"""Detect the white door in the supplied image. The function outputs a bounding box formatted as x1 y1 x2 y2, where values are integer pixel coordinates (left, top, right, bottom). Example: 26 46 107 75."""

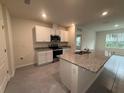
0 4 9 93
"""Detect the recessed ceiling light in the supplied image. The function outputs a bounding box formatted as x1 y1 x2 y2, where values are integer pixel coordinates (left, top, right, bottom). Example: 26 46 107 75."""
102 11 108 16
71 23 74 26
42 13 47 19
72 23 75 26
114 24 119 27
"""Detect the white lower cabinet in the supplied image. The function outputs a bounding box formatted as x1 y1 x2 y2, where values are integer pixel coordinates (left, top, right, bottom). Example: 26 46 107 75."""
46 51 53 62
36 50 53 65
60 59 103 93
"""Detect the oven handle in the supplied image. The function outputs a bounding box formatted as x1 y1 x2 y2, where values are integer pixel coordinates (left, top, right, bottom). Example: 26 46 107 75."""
53 49 63 51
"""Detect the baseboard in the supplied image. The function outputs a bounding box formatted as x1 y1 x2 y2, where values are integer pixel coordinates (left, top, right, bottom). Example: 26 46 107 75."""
10 70 15 78
0 75 9 93
16 62 34 69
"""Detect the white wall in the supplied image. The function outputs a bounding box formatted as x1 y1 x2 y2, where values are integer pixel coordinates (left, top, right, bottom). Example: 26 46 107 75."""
68 25 76 52
12 17 52 68
96 29 124 55
12 17 69 68
83 30 96 50
76 27 96 50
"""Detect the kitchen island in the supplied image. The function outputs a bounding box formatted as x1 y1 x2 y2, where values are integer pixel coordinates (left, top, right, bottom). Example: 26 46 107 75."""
59 51 110 93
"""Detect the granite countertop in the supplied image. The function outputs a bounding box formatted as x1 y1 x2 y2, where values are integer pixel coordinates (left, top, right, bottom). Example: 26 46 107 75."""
60 51 110 73
35 46 71 51
35 47 51 51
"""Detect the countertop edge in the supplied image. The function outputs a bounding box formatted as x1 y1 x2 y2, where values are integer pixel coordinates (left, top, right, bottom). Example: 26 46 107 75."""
59 54 110 73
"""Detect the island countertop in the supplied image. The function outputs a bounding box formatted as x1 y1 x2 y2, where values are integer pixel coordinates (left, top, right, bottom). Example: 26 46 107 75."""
60 51 110 73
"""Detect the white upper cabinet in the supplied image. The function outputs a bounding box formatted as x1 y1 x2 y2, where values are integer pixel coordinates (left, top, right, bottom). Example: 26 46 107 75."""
51 29 60 36
34 25 69 42
60 30 69 42
35 25 51 42
50 28 55 35
56 30 61 36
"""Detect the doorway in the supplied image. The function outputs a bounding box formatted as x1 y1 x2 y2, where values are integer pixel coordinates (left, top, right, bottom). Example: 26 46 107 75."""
76 35 82 50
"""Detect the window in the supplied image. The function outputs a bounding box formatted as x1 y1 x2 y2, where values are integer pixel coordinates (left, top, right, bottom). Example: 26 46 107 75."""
105 33 124 49
76 35 82 50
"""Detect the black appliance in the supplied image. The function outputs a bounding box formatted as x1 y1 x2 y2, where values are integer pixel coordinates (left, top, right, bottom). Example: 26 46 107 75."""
52 48 63 59
49 35 63 61
50 35 61 42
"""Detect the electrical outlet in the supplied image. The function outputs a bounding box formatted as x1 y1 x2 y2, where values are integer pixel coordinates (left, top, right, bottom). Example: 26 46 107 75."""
4 49 7 53
2 25 4 30
20 57 24 60
7 70 9 74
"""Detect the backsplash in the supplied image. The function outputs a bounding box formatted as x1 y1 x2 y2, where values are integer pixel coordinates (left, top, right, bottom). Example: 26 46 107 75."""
34 42 69 49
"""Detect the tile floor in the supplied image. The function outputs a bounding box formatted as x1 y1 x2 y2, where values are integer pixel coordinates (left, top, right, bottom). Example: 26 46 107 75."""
87 56 124 93
5 59 124 93
5 62 69 93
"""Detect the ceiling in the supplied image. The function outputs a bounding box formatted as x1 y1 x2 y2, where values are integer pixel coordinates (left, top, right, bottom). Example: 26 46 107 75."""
80 17 124 31
1 0 124 31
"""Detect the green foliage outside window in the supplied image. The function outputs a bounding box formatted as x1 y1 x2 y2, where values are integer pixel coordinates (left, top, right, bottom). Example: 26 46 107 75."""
105 33 124 49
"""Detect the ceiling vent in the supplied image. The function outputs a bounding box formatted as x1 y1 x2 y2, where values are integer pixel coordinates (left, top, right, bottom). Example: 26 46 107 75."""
24 0 31 5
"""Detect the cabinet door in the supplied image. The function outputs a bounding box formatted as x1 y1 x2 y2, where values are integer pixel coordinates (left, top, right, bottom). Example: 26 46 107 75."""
37 51 46 65
46 50 53 62
60 59 72 90
35 26 50 42
64 31 69 42
50 29 55 35
60 30 69 42
56 30 61 36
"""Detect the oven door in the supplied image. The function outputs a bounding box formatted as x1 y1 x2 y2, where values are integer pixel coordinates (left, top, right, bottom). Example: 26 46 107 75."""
53 49 63 58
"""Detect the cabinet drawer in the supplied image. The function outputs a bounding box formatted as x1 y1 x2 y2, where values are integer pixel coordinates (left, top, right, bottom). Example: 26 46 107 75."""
46 51 53 62
37 57 46 65
36 50 53 65
36 51 46 65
